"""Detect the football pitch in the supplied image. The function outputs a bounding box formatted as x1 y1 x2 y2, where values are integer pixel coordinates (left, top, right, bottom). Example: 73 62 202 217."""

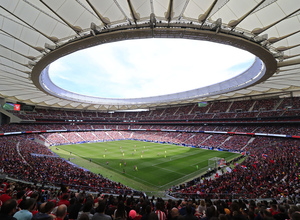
51 140 239 194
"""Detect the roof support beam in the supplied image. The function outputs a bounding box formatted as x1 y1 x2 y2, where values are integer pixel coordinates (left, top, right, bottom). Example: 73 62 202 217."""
228 0 265 29
178 0 190 20
0 69 30 80
150 0 154 14
127 0 140 24
0 43 36 60
252 8 300 35
0 55 30 68
165 0 174 23
86 0 110 27
268 30 300 44
278 58 300 67
199 0 218 28
276 43 300 52
113 0 132 25
0 63 30 74
0 6 58 43
0 30 44 53
40 0 82 35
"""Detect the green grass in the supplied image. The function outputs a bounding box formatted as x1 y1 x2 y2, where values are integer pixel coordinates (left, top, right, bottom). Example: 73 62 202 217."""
50 140 239 194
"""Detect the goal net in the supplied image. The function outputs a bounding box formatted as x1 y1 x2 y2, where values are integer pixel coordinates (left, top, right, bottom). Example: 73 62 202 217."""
208 157 225 169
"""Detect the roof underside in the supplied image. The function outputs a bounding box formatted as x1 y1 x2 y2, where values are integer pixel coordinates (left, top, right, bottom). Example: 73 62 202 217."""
0 0 300 111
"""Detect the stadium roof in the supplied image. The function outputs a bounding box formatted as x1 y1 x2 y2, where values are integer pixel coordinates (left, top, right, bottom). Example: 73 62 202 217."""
0 0 300 111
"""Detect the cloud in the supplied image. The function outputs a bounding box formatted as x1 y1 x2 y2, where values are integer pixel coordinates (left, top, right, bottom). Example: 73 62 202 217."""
49 38 255 98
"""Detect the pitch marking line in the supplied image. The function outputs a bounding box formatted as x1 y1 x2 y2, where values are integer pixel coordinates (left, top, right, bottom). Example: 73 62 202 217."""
151 165 186 175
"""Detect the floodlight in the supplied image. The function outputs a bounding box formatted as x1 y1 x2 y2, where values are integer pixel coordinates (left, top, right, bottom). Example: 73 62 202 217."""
211 18 222 32
28 60 36 67
45 43 56 51
150 13 156 28
90 22 101 35
253 34 268 43
273 51 284 61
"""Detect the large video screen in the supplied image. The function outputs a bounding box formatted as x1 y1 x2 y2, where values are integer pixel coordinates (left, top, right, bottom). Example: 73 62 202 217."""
2 103 21 111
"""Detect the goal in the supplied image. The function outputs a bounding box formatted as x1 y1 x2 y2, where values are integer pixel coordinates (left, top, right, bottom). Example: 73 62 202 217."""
208 157 225 169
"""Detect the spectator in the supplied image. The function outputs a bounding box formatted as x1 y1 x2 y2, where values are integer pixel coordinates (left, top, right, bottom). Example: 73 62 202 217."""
69 193 84 220
274 205 289 220
79 213 91 220
58 194 70 207
0 199 18 220
32 201 55 220
133 205 142 220
288 206 300 220
148 213 159 220
92 199 112 220
197 200 206 214
141 205 152 220
55 204 67 220
185 205 198 220
179 201 187 216
13 198 36 220
0 189 12 204
155 201 166 220
170 208 180 220
291 212 300 220
77 200 94 220
114 200 127 220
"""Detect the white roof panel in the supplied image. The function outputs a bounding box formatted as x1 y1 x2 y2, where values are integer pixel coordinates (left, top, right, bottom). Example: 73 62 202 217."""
131 0 152 19
0 0 299 110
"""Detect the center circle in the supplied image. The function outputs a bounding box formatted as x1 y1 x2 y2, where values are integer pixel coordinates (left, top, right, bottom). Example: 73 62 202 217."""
48 38 255 99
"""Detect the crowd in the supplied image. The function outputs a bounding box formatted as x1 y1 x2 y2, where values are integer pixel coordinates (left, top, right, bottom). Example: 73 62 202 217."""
200 135 229 148
0 181 299 220
0 135 135 195
4 123 295 150
220 136 251 151
6 97 300 121
1 97 300 206
168 137 299 200
1 128 299 200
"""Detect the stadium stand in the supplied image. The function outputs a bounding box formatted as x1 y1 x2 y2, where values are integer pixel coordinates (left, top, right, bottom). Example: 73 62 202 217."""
0 97 299 200
0 98 300 220
1 1 300 219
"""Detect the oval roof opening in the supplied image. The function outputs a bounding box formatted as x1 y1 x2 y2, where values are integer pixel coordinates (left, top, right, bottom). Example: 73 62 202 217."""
49 38 255 99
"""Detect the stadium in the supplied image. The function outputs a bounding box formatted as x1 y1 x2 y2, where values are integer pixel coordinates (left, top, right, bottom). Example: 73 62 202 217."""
0 0 299 219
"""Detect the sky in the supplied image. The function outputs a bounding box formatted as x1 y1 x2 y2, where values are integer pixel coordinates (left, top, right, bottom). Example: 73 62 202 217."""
49 38 255 99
